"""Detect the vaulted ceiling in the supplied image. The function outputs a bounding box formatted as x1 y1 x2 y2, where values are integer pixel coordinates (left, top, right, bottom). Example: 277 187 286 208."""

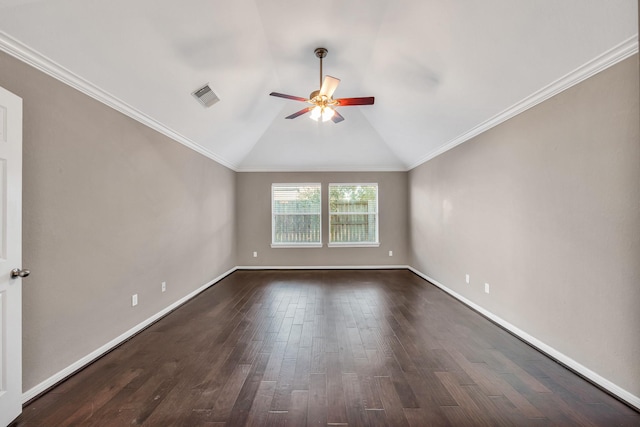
0 0 637 171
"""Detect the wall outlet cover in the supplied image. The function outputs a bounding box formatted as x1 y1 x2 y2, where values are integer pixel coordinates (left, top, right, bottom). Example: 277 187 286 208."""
485 283 490 294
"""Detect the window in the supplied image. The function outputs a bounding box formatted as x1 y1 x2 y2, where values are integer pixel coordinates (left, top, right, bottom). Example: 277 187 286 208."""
272 184 322 247
329 184 379 246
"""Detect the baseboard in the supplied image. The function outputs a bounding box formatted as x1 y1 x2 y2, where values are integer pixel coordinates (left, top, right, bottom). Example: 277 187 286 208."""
22 264 402 403
236 264 410 270
407 266 640 412
21 266 238 404
22 265 640 412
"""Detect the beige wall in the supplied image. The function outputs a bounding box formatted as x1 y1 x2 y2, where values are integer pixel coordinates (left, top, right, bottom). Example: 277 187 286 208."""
236 172 408 266
409 55 640 398
0 51 237 391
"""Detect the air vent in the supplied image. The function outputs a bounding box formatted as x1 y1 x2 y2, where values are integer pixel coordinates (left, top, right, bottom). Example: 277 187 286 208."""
192 84 220 108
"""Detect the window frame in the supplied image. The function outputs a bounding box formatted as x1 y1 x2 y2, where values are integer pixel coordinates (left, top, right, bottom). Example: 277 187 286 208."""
328 183 380 248
271 183 323 248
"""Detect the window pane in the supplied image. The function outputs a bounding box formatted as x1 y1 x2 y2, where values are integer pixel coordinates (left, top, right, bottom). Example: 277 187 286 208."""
273 185 321 214
330 213 377 243
329 184 378 244
329 185 377 212
273 214 321 243
272 184 321 245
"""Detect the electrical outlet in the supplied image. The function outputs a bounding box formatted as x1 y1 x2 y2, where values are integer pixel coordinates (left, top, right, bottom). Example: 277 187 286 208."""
161 282 166 293
388 250 393 257
253 251 258 258
132 294 138 306
485 283 490 294
466 274 470 284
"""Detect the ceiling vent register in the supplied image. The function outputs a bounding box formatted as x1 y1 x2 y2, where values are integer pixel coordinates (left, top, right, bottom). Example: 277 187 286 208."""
192 84 220 107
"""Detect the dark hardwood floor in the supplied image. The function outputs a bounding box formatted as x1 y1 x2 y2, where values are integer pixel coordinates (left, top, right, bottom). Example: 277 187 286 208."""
14 270 639 426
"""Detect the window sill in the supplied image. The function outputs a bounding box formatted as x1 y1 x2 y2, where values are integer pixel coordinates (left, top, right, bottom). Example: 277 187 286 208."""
327 243 380 248
271 243 323 249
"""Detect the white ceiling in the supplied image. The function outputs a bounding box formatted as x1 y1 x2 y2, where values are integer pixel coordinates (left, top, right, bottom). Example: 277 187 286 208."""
0 0 637 171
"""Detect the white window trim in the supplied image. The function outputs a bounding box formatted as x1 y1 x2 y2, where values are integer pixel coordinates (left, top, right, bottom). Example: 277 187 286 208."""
271 183 322 248
327 242 380 248
328 183 379 247
271 243 323 248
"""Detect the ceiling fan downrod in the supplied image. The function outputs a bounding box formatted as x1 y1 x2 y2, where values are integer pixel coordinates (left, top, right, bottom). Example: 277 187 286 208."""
315 47 328 89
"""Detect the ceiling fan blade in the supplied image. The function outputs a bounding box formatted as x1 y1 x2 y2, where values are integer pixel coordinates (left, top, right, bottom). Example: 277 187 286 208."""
331 110 345 123
335 97 375 106
285 107 314 119
270 92 308 102
319 76 341 98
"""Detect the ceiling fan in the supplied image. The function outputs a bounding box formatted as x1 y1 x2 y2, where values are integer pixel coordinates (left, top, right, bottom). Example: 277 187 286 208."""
270 47 374 123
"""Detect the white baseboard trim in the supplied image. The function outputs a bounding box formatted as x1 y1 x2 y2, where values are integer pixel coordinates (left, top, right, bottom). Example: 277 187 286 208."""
21 266 238 404
236 265 410 270
22 264 404 403
407 266 640 411
22 265 640 412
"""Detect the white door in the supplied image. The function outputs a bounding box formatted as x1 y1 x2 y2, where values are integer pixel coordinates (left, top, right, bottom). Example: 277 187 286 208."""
0 86 23 426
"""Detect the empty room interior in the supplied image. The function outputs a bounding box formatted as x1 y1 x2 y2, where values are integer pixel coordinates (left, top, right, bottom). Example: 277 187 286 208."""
0 1 639 426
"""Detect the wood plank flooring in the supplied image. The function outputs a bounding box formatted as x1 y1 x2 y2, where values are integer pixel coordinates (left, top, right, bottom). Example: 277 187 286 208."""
14 270 640 426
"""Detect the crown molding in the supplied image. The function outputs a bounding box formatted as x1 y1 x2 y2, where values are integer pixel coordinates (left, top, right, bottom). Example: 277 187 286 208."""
408 35 639 171
236 165 406 173
2 30 636 174
0 31 239 171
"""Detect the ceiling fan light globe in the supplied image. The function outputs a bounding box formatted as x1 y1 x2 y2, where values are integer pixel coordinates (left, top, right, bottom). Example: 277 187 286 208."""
310 105 322 121
321 106 335 122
